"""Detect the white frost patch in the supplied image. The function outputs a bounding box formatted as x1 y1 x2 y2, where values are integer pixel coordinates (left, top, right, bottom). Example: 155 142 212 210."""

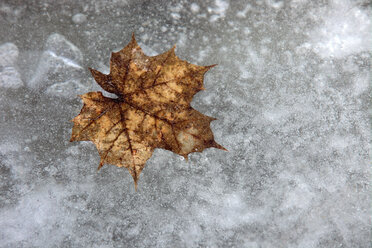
352 71 369 96
195 192 265 230
283 179 315 209
0 142 21 154
28 33 85 91
239 48 265 79
0 42 23 89
208 0 229 22
236 4 251 18
329 135 353 150
309 0 371 58
263 108 290 124
0 185 75 247
160 26 167 32
180 223 202 247
72 13 87 24
46 51 82 69
265 0 284 9
45 79 88 98
290 0 309 8
0 43 19 67
171 12 181 20
0 67 23 89
138 43 158 56
177 33 187 48
190 3 200 13
45 33 83 63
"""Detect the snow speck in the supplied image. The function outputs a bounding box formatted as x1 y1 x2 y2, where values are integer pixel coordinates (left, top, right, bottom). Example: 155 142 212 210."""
190 3 200 13
208 0 229 22
72 13 87 24
171 12 181 20
265 0 284 9
160 26 167 32
236 4 251 18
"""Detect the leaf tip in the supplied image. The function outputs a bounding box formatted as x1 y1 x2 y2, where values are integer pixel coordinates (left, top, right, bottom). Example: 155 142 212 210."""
166 44 177 57
97 161 104 170
212 141 227 151
132 174 139 191
134 181 138 191
199 64 217 74
88 67 100 76
182 154 189 161
130 32 139 47
206 64 218 69
208 116 217 122
129 166 142 192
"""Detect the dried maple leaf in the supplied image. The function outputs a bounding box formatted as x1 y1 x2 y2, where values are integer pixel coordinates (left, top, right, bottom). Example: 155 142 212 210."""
70 34 225 189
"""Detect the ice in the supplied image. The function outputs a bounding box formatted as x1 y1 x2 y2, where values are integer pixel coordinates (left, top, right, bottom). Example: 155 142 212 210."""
0 3 25 23
265 0 284 9
1 186 69 246
170 12 181 20
236 4 251 18
0 42 23 89
190 3 200 13
45 79 89 98
0 43 19 67
28 33 88 96
0 0 370 247
45 33 83 63
208 0 229 22
308 0 371 59
0 67 23 89
72 13 87 24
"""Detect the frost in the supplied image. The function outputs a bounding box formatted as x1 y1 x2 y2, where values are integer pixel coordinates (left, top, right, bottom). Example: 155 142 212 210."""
236 4 251 18
0 42 23 89
0 43 19 67
0 67 23 89
208 0 229 22
72 13 87 24
28 33 88 95
45 79 89 97
265 0 284 9
190 3 200 13
309 0 371 58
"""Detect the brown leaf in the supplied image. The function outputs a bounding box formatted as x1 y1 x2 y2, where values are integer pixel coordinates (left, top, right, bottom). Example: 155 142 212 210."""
70 33 225 189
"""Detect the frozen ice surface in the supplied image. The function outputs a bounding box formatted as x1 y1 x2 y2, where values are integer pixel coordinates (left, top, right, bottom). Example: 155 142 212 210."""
28 33 85 92
0 67 23 89
0 43 23 89
45 79 89 98
308 0 371 59
0 0 370 247
0 43 19 67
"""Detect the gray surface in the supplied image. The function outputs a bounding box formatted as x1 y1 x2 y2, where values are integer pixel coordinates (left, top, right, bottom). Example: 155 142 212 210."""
0 0 371 247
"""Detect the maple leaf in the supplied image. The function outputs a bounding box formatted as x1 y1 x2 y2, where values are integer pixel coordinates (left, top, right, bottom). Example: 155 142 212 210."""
70 33 225 189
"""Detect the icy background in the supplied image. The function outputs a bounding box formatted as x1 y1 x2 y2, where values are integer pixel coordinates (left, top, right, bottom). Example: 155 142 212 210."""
0 0 371 247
